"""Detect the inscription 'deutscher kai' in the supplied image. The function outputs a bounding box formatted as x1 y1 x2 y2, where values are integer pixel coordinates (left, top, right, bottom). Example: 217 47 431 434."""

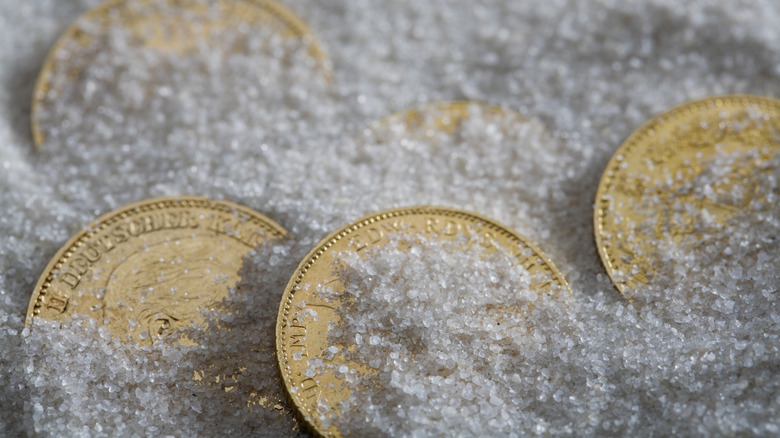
57 209 271 290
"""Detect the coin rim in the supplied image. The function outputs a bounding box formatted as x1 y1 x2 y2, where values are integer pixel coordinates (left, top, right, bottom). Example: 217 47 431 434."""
593 93 780 297
275 205 572 438
30 0 331 147
25 195 287 326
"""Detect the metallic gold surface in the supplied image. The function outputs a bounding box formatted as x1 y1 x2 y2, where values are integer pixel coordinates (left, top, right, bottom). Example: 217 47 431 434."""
594 95 780 296
275 206 571 438
26 196 286 345
31 0 331 147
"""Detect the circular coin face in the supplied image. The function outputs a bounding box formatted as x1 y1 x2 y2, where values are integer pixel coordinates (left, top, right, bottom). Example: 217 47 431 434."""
276 206 571 437
26 196 286 345
31 0 330 147
594 95 780 296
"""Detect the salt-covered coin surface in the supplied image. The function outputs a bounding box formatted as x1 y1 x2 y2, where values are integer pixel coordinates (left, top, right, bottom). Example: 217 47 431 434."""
23 196 315 435
276 206 572 437
595 95 780 296
26 196 286 343
375 100 509 136
31 0 330 147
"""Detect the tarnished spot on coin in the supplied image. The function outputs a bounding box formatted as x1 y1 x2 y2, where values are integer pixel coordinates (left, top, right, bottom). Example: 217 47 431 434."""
275 206 571 437
31 0 331 147
26 196 286 345
594 95 780 296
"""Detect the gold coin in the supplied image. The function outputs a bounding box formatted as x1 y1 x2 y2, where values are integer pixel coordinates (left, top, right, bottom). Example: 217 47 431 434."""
26 195 286 344
374 100 511 136
275 206 571 437
594 95 780 296
31 0 331 147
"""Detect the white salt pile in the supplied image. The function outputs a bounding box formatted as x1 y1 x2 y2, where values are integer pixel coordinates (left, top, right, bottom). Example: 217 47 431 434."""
1 0 779 436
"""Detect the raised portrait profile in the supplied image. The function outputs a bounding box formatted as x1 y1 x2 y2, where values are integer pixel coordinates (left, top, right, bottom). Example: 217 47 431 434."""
102 236 244 343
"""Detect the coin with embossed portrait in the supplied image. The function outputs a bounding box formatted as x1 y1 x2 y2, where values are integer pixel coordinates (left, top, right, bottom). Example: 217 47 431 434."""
26 196 286 344
31 0 331 148
594 95 780 296
276 206 572 437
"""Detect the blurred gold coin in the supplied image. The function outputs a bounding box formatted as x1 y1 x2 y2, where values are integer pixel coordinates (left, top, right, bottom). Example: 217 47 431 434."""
275 206 570 437
374 100 512 137
594 95 780 296
31 0 331 147
26 196 286 344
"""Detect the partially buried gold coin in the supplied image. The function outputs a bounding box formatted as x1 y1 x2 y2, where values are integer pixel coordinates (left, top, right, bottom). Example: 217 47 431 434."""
31 0 331 147
276 206 571 437
374 100 512 137
26 196 286 344
594 95 780 296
